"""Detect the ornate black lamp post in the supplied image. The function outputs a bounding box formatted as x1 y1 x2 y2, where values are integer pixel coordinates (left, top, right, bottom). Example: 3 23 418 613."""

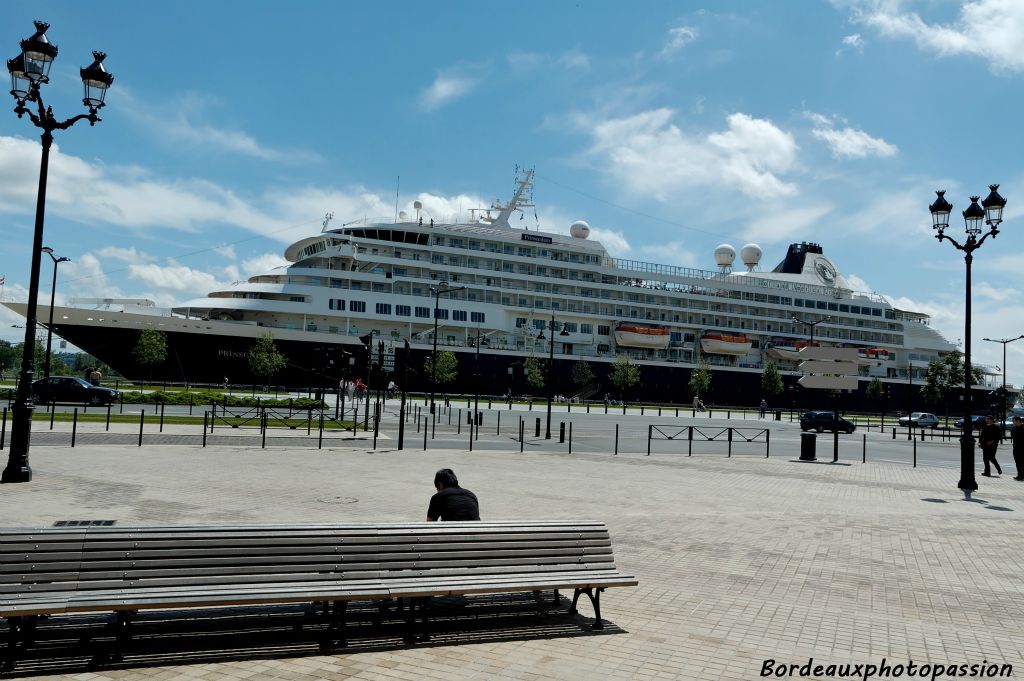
982 334 1023 431
41 246 69 379
929 185 1006 500
428 282 465 414
2 22 112 484
537 310 569 439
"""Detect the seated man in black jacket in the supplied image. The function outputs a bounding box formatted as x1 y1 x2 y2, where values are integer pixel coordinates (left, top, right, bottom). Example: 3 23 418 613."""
426 468 480 521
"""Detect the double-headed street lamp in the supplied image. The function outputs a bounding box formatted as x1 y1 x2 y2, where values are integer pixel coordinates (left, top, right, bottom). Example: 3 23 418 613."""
929 184 1007 500
41 246 69 379
537 309 569 439
791 315 832 347
982 334 1023 431
429 282 465 414
2 21 113 484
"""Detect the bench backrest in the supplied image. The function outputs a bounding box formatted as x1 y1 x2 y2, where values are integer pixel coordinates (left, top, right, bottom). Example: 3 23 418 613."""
2 521 616 599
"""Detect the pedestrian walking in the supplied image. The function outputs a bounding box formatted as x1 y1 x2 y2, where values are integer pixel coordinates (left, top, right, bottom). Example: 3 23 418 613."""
979 415 1003 477
1011 415 1024 481
759 398 767 419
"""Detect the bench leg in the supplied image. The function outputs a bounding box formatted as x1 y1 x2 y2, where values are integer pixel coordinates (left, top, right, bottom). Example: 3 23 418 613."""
403 597 431 643
570 587 605 630
3 617 22 672
319 601 347 651
87 610 134 670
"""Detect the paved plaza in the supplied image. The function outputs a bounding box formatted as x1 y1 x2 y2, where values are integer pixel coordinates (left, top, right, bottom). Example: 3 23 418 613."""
2 414 1024 680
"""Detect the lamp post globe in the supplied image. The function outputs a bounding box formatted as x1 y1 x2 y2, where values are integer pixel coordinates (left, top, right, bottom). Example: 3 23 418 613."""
929 185 1006 499
2 21 112 484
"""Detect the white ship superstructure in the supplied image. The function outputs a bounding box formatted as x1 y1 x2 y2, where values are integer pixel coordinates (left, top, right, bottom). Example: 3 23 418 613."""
178 169 953 379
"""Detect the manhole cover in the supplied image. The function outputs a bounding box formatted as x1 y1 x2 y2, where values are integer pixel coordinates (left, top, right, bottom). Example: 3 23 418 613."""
317 496 359 504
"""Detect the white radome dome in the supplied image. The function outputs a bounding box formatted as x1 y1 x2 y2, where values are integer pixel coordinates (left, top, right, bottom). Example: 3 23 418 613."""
714 244 736 268
740 243 762 269
570 220 591 239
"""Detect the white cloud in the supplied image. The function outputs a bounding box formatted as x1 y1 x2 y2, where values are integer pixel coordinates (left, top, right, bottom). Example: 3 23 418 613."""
507 50 590 72
588 228 631 257
127 259 225 293
212 244 236 259
804 110 898 158
844 0 1024 73
94 246 156 264
419 65 487 111
635 240 698 267
557 49 591 70
580 109 798 200
117 89 321 163
659 25 699 59
241 253 289 278
836 33 866 55
812 126 898 158
842 273 874 293
743 204 833 242
974 281 1021 302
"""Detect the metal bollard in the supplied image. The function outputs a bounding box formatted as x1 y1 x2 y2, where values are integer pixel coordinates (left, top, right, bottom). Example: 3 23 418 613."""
535 418 541 438
203 412 208 447
458 409 462 435
1 407 7 450
71 408 78 448
647 424 651 456
862 434 866 463
727 428 733 457
320 413 325 449
519 418 524 452
50 402 56 430
569 422 573 454
615 424 619 455
497 411 500 435
559 422 565 443
424 417 428 450
106 404 111 432
159 402 165 433
138 409 145 447
913 438 917 468
765 429 770 458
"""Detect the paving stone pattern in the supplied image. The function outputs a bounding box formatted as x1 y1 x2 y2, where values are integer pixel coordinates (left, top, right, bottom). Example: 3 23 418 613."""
2 436 1022 680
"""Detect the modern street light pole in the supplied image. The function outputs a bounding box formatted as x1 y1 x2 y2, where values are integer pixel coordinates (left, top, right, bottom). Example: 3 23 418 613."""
538 309 569 439
428 282 465 415
41 247 69 379
982 334 1024 432
791 315 831 348
929 185 1007 500
3 22 113 484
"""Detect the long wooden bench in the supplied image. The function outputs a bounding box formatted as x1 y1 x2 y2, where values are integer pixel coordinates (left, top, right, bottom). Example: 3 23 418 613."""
1 521 636 670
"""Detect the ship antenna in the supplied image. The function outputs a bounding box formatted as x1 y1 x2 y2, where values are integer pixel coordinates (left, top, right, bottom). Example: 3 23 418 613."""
321 212 334 232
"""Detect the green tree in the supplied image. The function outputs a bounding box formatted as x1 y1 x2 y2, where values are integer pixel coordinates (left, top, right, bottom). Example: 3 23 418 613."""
921 350 984 417
572 359 595 388
523 356 545 391
423 350 458 385
689 360 713 400
133 329 168 382
609 354 640 401
866 377 884 421
0 340 18 381
249 333 287 383
760 362 783 398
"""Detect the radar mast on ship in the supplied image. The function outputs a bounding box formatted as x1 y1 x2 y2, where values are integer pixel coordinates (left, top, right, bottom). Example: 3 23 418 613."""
475 167 535 228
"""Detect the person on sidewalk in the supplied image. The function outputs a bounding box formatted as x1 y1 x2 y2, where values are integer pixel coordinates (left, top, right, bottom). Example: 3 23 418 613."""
1011 415 1024 481
978 415 1003 477
426 469 480 521
759 398 767 419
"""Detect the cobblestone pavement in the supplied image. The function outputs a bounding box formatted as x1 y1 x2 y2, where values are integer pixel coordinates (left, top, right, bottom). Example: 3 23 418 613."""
2 438 1023 680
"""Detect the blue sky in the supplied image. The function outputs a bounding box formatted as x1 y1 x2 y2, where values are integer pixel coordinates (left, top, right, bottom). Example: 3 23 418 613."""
2 1 1024 386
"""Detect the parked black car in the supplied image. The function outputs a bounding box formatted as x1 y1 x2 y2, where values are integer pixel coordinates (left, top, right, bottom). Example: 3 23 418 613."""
954 415 988 430
799 410 856 433
32 376 119 406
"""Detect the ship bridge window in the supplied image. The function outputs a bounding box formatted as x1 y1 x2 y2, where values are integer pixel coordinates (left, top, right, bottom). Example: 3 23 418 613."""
827 303 838 311
329 299 346 311
330 278 344 288
581 323 593 334
872 308 882 317
396 305 411 316
839 304 850 312
415 307 430 318
597 325 610 336
453 310 467 321
471 312 485 323
516 317 526 328
816 301 827 310
350 301 366 312
375 303 392 315
884 310 895 319
289 296 306 303
434 309 449 320
794 300 803 307
533 319 545 330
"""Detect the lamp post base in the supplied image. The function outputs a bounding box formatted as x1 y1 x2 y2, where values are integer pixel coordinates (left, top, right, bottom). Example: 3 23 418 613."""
1 402 34 484
957 433 978 499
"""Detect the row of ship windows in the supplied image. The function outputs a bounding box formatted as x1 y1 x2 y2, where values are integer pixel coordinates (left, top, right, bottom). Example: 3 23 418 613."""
326 298 484 323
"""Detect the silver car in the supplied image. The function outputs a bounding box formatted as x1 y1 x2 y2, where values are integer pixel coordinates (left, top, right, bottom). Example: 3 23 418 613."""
897 412 941 429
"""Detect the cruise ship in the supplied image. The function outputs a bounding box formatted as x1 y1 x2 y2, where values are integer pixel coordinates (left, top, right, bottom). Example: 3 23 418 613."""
5 169 983 409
